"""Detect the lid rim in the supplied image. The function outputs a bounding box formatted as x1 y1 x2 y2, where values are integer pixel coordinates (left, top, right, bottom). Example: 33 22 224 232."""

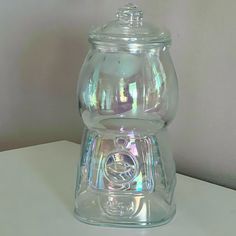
88 35 171 45
88 39 171 51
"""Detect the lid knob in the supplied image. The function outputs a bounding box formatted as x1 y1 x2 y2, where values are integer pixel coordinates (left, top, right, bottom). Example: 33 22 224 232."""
116 3 143 25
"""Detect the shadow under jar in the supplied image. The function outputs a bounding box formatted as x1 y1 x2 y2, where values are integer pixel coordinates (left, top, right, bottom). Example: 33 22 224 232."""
75 3 178 228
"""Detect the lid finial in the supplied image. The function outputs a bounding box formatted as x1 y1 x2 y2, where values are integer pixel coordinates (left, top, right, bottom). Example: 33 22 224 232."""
116 3 143 24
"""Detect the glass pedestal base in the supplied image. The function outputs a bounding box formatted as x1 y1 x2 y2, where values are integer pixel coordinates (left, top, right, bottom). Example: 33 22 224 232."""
74 128 176 228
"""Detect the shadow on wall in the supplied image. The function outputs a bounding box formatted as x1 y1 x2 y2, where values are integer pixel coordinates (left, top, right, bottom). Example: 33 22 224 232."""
1 26 88 151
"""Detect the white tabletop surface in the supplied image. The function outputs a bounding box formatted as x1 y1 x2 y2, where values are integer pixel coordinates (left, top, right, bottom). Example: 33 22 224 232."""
0 141 235 236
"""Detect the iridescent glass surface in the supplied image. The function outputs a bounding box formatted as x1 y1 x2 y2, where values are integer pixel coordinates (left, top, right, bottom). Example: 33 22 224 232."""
74 4 178 227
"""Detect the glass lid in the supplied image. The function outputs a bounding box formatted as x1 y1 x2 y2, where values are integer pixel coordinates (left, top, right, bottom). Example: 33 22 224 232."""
89 3 171 45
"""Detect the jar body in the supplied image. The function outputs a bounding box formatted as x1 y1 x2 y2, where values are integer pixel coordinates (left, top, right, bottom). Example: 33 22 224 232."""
75 45 178 227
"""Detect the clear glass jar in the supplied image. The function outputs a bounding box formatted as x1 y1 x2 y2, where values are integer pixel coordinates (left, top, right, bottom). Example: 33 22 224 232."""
75 4 178 227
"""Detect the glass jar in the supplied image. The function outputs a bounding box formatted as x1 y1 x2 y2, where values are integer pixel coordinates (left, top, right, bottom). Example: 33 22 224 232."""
74 3 178 227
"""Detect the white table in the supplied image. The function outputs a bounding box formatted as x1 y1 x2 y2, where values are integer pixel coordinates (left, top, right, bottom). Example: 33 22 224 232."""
0 141 235 236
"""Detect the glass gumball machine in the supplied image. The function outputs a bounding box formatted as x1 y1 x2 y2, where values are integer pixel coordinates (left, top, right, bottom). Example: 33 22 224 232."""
74 3 178 227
